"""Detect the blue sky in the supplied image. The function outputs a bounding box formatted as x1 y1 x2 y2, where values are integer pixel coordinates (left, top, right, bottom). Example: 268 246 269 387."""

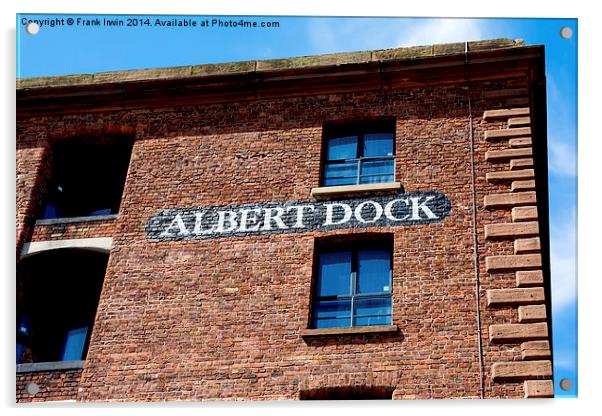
16 15 578 398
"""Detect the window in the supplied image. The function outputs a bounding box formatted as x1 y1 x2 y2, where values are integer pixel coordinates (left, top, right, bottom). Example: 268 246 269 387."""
16 249 108 364
311 239 392 329
322 120 395 186
41 137 133 219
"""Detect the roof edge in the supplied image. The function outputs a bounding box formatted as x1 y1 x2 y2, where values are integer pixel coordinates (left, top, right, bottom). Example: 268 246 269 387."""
17 38 525 90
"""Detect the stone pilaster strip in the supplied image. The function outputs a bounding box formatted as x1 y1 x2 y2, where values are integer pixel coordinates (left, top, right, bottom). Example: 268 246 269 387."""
482 107 530 121
485 254 542 272
514 238 541 254
509 137 532 148
484 222 539 240
512 206 538 222
489 322 548 342
484 127 531 141
485 148 533 162
484 192 537 209
521 341 551 360
511 180 536 192
518 305 547 323
487 287 545 306
486 169 534 183
491 360 552 382
510 158 534 170
508 117 531 128
524 380 554 398
482 103 552 396
516 270 544 287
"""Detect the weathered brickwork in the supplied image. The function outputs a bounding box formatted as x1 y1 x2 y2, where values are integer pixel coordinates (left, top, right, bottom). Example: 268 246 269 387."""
29 218 117 242
16 369 82 402
16 39 552 401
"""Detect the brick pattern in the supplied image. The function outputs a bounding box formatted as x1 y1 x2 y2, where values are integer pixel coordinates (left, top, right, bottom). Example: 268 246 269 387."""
29 219 117 242
480 105 553 397
16 369 82 403
16 72 551 400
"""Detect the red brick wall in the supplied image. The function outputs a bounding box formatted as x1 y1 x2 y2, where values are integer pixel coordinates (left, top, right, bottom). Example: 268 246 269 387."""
29 219 117 242
16 369 82 402
16 75 542 401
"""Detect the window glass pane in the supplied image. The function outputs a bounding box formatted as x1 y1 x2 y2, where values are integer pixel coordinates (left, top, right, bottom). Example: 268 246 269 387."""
43 202 60 219
324 177 358 186
314 300 351 328
61 326 88 361
318 251 352 297
90 208 112 216
363 133 394 157
359 174 395 184
360 159 394 176
16 342 26 364
324 161 358 181
326 136 358 160
357 249 391 294
17 313 31 337
314 317 351 328
354 297 392 326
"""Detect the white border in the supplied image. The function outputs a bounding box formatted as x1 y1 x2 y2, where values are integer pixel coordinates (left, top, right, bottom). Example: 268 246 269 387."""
4 1 601 415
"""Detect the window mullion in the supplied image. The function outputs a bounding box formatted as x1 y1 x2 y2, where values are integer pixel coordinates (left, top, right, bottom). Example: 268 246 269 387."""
351 249 358 326
357 133 363 185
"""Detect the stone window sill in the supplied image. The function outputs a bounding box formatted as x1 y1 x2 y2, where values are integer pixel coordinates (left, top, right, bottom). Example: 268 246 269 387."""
16 360 85 373
300 325 398 337
311 183 402 199
35 214 118 226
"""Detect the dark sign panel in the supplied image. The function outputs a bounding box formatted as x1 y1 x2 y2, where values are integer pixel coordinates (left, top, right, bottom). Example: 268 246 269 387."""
145 190 452 241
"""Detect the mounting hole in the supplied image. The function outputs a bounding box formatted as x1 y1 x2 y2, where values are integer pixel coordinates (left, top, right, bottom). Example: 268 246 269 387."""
26 22 40 35
559 378 573 391
26 382 40 395
560 27 573 39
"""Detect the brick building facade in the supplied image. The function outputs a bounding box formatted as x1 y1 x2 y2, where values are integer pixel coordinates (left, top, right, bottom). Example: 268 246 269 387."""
16 38 554 401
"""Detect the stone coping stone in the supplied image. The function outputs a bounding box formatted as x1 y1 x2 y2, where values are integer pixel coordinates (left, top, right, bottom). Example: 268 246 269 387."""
18 39 524 89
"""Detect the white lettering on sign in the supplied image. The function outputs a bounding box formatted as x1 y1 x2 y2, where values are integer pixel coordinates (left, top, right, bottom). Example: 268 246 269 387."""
354 201 383 224
239 208 262 232
193 211 213 235
159 214 190 237
215 210 238 233
262 207 287 231
287 205 315 228
384 198 410 221
324 203 353 226
146 191 451 241
410 196 438 220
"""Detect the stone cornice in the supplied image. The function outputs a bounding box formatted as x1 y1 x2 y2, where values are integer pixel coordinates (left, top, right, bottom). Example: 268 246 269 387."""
16 39 544 117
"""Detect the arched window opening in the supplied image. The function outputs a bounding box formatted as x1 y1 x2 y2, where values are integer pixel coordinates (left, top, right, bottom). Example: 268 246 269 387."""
16 249 108 364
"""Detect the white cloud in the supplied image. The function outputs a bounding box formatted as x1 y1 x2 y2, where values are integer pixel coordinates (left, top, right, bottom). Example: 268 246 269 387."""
306 17 487 56
553 355 578 372
396 18 485 48
546 75 578 178
550 211 577 311
549 140 577 177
